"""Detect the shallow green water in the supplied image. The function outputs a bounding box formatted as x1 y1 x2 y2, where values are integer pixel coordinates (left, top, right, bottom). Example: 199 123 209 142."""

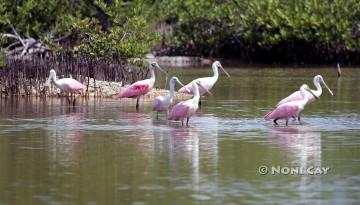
0 67 359 205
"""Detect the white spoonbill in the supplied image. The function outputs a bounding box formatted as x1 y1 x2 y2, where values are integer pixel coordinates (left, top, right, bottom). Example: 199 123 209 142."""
168 81 212 127
118 62 165 111
45 69 84 106
178 61 230 105
152 76 186 119
264 84 319 126
276 75 333 121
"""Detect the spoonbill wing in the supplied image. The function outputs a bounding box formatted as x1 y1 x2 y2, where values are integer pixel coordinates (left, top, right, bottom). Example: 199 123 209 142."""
118 82 150 98
168 102 190 120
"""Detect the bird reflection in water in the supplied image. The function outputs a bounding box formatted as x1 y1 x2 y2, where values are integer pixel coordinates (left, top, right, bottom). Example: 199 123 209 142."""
117 110 156 158
47 110 84 166
266 125 322 166
266 125 323 200
160 124 219 193
168 127 200 191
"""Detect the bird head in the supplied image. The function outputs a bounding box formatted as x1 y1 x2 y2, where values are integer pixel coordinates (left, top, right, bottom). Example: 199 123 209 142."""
213 61 231 78
301 84 319 100
170 76 185 87
150 62 166 74
45 69 57 87
314 75 333 96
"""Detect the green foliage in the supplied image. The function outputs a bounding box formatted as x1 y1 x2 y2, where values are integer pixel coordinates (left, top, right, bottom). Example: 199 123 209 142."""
0 0 359 63
0 0 159 60
0 36 6 67
0 0 71 38
154 0 360 57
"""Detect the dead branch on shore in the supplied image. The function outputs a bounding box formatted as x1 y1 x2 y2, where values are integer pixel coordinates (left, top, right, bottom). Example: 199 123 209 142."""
1 20 52 58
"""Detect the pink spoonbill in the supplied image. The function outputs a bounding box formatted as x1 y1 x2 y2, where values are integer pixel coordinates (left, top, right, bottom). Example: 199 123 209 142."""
168 81 212 127
118 62 165 111
264 84 319 126
152 76 186 119
45 69 84 106
276 75 333 121
178 61 230 106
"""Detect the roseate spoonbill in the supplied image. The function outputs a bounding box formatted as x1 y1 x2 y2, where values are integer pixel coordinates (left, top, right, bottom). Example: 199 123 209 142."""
118 62 165 111
152 76 186 119
264 84 319 126
168 81 212 127
45 69 84 106
178 61 230 106
276 75 333 121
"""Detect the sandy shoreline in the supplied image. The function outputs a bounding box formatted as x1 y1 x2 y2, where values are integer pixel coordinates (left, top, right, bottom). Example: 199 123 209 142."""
1 78 192 101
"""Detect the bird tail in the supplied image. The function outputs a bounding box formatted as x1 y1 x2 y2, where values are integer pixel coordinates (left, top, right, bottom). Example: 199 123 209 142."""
275 99 285 108
152 99 160 111
117 89 126 98
178 86 192 94
264 110 274 120
117 93 123 98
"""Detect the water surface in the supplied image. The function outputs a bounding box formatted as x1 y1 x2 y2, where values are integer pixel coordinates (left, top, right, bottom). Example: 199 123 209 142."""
0 67 359 205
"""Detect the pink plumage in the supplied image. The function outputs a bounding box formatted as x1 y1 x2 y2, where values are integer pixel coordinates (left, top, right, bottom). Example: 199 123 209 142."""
178 82 212 96
276 91 316 107
178 61 230 98
167 103 190 121
264 84 316 126
178 84 192 94
152 98 162 111
116 62 164 110
118 83 150 98
276 75 333 108
264 105 300 121
58 78 84 93
45 69 84 106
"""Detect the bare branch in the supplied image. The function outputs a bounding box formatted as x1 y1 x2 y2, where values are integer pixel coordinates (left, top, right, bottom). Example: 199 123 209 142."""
6 41 21 49
7 20 25 47
53 32 72 42
121 32 128 41
20 42 30 56
2 22 52 57
6 46 24 56
1 33 21 40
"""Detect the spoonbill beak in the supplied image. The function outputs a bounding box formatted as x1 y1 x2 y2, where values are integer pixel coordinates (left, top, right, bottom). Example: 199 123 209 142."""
156 64 167 75
321 79 334 96
196 82 213 96
305 88 320 100
175 79 186 88
219 65 231 78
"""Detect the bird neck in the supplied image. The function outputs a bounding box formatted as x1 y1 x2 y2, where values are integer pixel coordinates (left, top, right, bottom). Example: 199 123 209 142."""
313 80 322 96
192 83 200 102
300 88 310 107
212 65 219 80
169 81 175 98
51 73 60 87
150 69 156 80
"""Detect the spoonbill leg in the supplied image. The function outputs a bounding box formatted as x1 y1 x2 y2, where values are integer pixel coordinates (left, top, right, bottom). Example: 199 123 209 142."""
136 97 140 111
274 119 279 125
